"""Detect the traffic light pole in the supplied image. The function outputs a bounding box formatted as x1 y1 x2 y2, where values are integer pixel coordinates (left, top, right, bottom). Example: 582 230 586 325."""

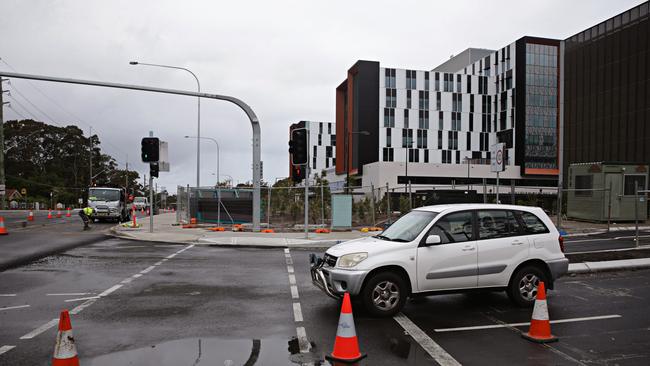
304 151 309 239
149 132 154 233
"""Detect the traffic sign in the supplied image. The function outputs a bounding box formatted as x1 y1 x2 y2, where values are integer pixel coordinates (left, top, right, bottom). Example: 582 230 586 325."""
490 143 505 172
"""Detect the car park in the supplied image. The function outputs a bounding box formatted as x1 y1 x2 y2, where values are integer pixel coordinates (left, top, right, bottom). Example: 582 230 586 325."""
310 204 568 317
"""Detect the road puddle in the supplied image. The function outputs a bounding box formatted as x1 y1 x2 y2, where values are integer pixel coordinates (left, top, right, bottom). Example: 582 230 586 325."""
86 337 296 365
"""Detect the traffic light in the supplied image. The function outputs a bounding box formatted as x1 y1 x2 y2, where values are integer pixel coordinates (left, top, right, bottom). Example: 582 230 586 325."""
141 137 160 162
291 164 305 183
150 162 159 178
289 129 308 165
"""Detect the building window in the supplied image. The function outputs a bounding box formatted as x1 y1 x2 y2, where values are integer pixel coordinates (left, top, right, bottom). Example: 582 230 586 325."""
406 70 416 89
402 129 413 148
330 134 336 146
469 113 474 131
313 145 317 157
408 149 419 163
318 134 322 146
383 108 395 127
418 91 429 110
313 157 317 169
385 68 396 88
438 111 444 130
456 74 462 92
325 159 329 168
406 90 412 109
404 109 409 128
328 123 332 134
436 92 441 110
466 132 471 150
326 146 333 158
383 147 394 162
386 128 392 147
452 112 461 131
452 93 462 112
438 131 443 149
442 150 451 164
470 94 475 112
418 110 429 129
466 75 472 94
447 131 458 150
425 72 430 90
417 129 428 149
456 150 460 164
435 72 440 91
574 175 593 197
386 88 396 108
624 175 646 195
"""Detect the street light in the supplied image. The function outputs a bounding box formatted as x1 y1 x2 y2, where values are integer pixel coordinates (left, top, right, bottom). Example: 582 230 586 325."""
344 130 370 193
130 61 202 187
185 135 221 225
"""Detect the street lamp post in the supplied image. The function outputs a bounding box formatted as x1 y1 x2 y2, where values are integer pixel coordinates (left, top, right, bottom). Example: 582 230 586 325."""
185 136 221 225
130 61 202 187
344 130 370 193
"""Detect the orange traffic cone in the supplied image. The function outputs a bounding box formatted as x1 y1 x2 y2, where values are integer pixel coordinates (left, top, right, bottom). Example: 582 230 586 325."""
56 210 62 218
66 208 72 218
131 209 137 228
27 211 34 221
0 216 8 235
48 210 53 219
52 310 80 366
326 292 366 363
521 281 558 343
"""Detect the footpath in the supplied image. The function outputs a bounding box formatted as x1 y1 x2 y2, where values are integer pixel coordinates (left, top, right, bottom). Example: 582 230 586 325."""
108 213 650 275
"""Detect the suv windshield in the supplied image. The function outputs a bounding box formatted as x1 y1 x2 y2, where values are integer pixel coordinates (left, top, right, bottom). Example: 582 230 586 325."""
89 189 120 202
376 210 438 242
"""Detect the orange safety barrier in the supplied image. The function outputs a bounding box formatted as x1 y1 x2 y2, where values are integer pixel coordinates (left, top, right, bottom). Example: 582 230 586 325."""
261 229 275 233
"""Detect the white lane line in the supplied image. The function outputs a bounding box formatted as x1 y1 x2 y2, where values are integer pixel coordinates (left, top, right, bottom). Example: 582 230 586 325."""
120 278 133 284
287 265 294 273
434 314 622 332
166 253 177 259
293 302 303 322
132 273 143 279
20 318 58 339
288 274 296 285
394 313 461 366
64 296 100 303
290 285 299 299
0 304 30 311
140 266 156 274
69 298 98 315
46 293 92 296
283 248 290 254
296 327 311 353
0 345 16 355
154 261 163 266
285 257 293 265
0 294 16 297
98 284 123 298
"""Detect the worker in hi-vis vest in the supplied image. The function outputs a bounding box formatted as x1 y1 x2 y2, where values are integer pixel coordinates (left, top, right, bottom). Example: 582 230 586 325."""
78 206 94 230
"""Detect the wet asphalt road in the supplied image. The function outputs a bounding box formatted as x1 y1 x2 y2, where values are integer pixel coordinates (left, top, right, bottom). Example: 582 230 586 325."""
1 239 649 365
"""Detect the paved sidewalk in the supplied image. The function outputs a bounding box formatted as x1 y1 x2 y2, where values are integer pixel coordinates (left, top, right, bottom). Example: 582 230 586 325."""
109 213 375 248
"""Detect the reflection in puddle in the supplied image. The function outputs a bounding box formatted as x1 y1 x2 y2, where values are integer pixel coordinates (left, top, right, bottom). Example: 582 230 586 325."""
86 337 294 365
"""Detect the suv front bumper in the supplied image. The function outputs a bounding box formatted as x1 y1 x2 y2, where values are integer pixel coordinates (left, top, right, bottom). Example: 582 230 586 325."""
310 256 367 298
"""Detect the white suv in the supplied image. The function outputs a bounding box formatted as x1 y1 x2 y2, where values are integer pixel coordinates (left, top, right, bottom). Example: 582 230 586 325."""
310 204 568 317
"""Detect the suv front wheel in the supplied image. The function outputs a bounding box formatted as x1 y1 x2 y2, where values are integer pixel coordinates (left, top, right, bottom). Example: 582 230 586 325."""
361 272 407 317
507 265 548 307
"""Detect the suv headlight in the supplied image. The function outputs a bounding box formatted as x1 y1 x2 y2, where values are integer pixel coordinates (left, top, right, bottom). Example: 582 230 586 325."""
337 252 368 268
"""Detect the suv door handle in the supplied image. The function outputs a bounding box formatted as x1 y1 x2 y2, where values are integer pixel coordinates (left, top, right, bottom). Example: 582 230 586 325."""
462 246 476 251
511 240 525 246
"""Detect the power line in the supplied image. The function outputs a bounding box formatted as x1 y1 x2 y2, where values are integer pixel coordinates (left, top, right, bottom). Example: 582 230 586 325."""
1 58 129 164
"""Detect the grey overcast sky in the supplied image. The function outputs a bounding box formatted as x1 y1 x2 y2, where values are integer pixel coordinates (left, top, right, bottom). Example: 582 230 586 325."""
0 0 644 191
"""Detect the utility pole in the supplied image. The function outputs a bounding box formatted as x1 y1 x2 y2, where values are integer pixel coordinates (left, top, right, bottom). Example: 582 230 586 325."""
304 141 310 239
89 126 93 187
149 131 154 233
0 79 6 209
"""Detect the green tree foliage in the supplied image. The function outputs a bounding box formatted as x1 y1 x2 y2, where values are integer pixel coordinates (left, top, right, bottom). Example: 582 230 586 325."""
4 119 142 206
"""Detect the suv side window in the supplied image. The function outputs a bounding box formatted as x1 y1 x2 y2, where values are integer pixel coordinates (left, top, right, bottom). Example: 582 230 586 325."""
427 211 473 244
519 211 550 234
477 210 522 239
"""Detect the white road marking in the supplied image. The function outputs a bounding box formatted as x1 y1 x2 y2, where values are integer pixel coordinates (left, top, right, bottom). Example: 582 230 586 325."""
98 284 123 297
293 302 303 322
287 265 294 273
435 314 622 332
290 285 299 299
120 278 133 284
394 312 461 366
0 304 30 311
140 266 156 274
165 253 177 259
0 294 16 297
69 298 98 315
288 274 296 285
154 261 163 266
285 257 293 265
132 273 143 278
46 293 92 296
296 326 311 353
64 296 100 302
20 318 58 339
0 345 16 355
284 248 290 254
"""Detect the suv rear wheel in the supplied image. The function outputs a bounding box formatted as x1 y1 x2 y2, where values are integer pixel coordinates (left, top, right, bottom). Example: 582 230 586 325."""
361 272 407 317
507 265 548 307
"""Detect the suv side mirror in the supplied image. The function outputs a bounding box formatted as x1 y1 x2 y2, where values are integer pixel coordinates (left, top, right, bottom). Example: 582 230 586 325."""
425 234 441 245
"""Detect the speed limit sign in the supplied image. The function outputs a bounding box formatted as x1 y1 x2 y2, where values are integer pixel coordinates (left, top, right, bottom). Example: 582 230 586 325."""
491 143 505 172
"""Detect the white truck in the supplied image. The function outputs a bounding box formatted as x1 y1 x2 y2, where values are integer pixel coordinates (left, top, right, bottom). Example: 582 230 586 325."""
88 187 131 222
